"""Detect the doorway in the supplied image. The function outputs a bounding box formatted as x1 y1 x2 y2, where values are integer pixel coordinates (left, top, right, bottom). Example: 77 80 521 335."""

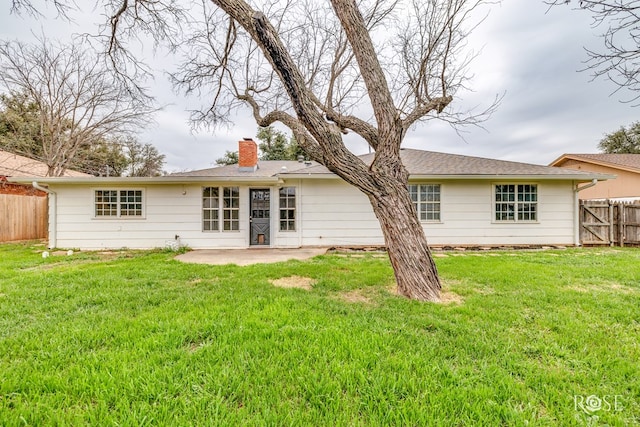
250 188 270 245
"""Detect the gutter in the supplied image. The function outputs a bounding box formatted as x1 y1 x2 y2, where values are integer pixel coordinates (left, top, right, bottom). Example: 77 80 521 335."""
572 179 598 246
32 181 56 249
575 178 598 193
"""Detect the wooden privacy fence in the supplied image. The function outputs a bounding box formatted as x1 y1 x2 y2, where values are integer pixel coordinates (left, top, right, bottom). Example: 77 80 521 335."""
579 200 640 246
0 193 48 242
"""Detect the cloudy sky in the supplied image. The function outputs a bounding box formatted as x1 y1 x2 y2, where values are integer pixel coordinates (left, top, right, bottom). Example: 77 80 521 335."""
1 1 637 172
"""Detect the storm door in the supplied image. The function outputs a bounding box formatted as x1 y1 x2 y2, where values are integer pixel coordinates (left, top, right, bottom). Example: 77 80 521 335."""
250 189 271 245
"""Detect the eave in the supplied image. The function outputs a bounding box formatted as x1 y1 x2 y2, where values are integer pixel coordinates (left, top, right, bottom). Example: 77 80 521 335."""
550 154 640 174
8 176 283 186
281 173 616 181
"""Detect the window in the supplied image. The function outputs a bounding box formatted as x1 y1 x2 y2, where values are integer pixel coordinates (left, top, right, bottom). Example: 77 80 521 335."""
495 184 537 222
223 187 240 231
203 186 239 231
120 190 143 216
94 190 143 218
408 184 441 221
279 187 296 231
202 187 219 231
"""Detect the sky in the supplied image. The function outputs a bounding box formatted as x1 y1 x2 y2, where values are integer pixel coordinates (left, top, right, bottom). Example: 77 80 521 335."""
0 1 637 172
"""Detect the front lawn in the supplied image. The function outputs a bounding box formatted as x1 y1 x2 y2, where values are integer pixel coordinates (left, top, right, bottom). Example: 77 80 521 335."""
0 243 638 425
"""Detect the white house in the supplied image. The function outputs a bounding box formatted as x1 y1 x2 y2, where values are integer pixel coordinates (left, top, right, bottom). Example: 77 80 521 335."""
11 139 613 250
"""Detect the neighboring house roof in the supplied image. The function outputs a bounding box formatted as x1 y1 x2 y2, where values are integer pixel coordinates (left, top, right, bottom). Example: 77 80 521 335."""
549 153 640 174
9 148 613 185
0 150 91 177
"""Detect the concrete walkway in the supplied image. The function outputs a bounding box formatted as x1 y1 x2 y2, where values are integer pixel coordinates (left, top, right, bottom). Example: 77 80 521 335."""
175 248 327 266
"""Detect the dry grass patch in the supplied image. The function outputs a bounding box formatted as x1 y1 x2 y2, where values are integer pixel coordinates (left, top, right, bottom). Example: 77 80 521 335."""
270 276 316 290
569 281 638 295
439 290 464 305
338 290 376 305
385 282 464 304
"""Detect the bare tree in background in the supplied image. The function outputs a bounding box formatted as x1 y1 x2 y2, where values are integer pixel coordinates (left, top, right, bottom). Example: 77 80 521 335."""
0 38 156 176
546 1 640 102
11 0 495 301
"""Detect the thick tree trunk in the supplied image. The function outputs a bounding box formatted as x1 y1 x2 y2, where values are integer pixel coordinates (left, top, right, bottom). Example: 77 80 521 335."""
367 177 442 302
211 0 443 301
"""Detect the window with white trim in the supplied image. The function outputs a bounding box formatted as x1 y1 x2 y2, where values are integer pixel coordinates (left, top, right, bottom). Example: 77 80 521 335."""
494 184 537 222
203 186 239 231
94 189 143 218
408 184 441 221
202 187 220 231
222 187 240 231
279 187 296 231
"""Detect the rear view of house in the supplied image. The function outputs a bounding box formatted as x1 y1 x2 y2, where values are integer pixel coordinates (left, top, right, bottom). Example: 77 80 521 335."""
11 140 612 250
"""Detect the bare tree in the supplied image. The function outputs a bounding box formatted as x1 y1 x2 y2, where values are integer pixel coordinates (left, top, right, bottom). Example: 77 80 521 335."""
11 0 494 301
0 37 156 176
546 1 640 102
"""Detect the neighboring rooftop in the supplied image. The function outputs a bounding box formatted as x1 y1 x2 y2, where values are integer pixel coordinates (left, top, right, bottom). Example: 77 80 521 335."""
550 153 640 173
0 150 91 177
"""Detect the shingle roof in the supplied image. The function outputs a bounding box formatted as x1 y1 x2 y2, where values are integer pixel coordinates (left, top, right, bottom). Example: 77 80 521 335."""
550 153 640 172
0 150 90 177
169 160 320 178
285 149 604 177
21 148 607 184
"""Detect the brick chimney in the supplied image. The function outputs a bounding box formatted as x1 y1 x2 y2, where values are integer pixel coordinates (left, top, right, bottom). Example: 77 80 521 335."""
238 138 258 172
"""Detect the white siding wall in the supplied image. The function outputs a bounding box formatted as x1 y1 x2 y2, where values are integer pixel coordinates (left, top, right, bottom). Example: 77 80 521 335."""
299 179 577 247
50 184 304 250
49 178 577 249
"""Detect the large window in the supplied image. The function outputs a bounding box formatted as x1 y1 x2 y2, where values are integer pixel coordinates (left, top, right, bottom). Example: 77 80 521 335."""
279 187 296 231
94 189 143 218
495 184 537 222
203 186 239 231
408 184 441 221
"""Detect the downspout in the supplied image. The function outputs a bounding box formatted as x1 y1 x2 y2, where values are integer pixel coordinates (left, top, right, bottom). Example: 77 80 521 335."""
32 181 56 249
573 179 598 246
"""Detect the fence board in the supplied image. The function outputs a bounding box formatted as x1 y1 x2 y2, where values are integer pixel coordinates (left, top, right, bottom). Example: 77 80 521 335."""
0 194 48 242
624 205 640 245
580 200 640 246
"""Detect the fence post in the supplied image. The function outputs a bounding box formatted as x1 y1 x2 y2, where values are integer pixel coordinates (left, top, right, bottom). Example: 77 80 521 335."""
618 203 625 247
608 201 615 246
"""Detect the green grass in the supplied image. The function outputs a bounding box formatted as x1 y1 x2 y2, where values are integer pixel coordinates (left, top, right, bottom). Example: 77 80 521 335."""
0 243 638 426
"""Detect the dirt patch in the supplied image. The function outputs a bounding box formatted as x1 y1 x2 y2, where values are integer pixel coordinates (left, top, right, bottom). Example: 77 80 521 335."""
386 284 464 304
338 290 375 305
439 290 464 305
185 340 210 353
270 276 316 291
